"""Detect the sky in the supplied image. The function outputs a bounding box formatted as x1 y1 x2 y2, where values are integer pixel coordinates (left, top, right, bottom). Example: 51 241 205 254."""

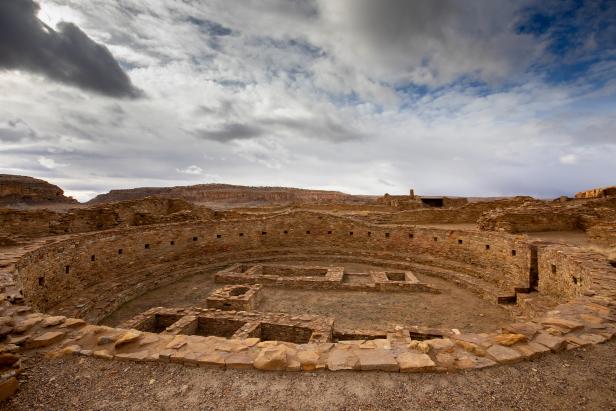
1 0 615 202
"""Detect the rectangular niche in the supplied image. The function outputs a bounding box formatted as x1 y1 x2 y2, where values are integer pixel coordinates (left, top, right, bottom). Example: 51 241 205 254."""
257 323 314 344
134 313 184 333
194 317 247 338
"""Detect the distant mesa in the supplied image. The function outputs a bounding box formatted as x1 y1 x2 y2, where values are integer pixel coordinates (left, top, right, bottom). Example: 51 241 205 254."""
86 183 378 207
0 174 77 207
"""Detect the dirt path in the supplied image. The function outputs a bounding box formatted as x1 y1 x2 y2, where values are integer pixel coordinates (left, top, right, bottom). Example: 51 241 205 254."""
4 340 616 410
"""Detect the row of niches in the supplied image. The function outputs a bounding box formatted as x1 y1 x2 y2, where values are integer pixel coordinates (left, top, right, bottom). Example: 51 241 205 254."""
56 229 521 276
214 264 440 293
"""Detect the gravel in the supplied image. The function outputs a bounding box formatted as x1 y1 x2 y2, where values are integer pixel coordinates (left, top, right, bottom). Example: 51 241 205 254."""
3 340 616 410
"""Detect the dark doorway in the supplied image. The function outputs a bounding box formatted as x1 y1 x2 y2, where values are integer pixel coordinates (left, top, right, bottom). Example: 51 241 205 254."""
421 198 444 207
529 246 539 289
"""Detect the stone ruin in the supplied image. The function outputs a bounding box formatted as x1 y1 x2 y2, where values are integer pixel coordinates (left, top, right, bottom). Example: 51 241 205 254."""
0 181 615 401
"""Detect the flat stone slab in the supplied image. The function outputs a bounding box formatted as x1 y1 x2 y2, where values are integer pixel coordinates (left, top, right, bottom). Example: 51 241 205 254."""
27 331 66 349
397 352 435 372
356 349 399 372
486 344 523 364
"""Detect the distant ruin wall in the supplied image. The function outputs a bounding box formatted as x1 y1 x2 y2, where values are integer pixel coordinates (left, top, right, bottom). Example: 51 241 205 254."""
575 186 616 199
0 198 203 238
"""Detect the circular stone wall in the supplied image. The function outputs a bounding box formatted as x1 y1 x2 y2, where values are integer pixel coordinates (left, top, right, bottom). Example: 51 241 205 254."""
10 210 616 372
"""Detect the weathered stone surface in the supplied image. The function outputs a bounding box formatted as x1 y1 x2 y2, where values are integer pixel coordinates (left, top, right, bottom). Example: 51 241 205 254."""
197 352 227 367
493 333 527 346
327 349 359 371
425 338 454 351
486 344 523 364
61 318 86 328
13 317 41 333
166 335 188 350
114 331 142 348
397 352 435 372
408 340 430 353
541 318 584 332
0 376 19 401
534 333 566 352
225 352 254 369
27 331 66 349
356 349 399 372
92 349 113 360
254 347 287 371
456 354 496 369
41 316 66 327
297 350 320 371
97 335 116 345
501 322 542 338
513 342 551 358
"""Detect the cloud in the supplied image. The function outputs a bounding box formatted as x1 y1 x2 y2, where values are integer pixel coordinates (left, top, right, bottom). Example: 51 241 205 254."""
559 154 578 165
194 123 264 142
0 119 38 142
176 165 204 175
37 156 68 169
0 0 141 98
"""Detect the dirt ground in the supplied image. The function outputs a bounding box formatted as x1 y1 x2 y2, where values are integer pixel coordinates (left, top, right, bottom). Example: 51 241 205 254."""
101 260 512 333
3 339 616 410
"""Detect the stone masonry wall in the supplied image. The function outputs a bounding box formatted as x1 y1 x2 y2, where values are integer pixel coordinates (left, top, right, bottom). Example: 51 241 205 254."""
14 211 541 321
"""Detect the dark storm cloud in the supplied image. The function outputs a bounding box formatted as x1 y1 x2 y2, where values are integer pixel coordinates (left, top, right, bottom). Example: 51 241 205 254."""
0 119 37 142
186 17 232 37
0 0 142 98
193 115 363 143
194 123 264 142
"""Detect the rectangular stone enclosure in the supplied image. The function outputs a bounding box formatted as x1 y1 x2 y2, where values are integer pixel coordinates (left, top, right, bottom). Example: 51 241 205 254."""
215 263 438 293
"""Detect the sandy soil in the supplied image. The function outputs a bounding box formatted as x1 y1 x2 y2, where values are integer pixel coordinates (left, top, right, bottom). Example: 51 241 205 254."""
3 340 616 410
101 260 512 333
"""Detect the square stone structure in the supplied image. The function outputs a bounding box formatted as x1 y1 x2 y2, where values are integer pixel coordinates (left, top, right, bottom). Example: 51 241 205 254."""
206 284 263 311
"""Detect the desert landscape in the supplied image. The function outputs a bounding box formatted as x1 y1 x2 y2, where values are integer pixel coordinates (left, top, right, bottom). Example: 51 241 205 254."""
2 0 615 409
0 175 615 409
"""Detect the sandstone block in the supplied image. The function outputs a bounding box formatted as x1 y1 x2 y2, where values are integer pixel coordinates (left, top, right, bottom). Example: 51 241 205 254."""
27 331 66 349
356 349 399 372
225 352 254 369
92 349 113 360
426 338 454 352
397 352 435 372
254 347 287 371
13 317 41 333
297 350 320 371
41 316 66 327
534 333 566 352
0 377 18 402
541 318 584 332
327 349 359 371
493 333 527 346
513 342 551 358
486 344 523 364
114 331 142 348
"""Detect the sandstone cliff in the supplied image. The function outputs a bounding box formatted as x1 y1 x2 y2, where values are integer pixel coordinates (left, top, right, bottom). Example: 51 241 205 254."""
87 183 377 207
0 174 77 206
